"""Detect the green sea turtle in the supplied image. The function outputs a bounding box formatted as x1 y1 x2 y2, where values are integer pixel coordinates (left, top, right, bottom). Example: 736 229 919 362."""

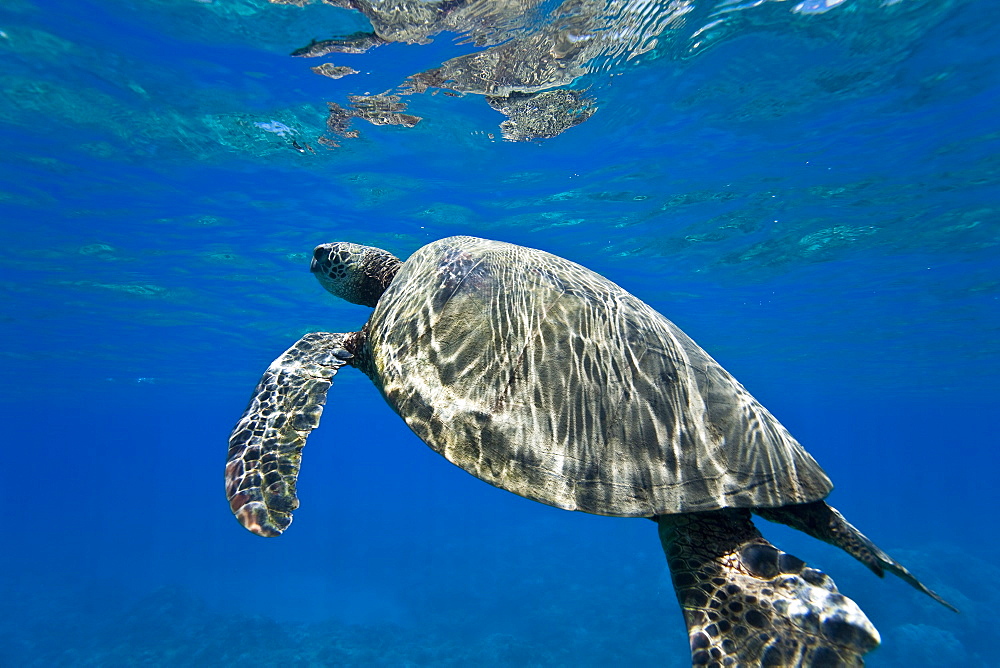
226 236 954 666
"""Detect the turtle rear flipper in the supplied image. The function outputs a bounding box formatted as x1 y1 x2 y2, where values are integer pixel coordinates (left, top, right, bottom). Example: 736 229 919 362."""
226 332 354 537
756 501 958 612
658 510 880 667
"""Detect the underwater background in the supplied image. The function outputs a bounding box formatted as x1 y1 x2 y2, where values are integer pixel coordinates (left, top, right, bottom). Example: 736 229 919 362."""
1 0 997 665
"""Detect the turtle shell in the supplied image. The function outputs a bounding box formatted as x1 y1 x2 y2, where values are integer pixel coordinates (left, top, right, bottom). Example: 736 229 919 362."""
365 236 832 517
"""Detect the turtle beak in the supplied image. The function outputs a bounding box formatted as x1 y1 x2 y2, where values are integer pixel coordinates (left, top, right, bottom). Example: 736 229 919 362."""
310 245 327 273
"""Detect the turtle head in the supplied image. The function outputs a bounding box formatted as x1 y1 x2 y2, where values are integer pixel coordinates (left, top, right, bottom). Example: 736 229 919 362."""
311 242 403 308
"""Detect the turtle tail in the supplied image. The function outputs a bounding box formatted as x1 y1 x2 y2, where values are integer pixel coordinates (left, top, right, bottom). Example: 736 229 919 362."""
756 500 958 613
658 509 880 666
225 332 354 537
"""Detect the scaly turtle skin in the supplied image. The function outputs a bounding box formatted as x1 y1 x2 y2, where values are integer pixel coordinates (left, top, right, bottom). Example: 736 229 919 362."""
226 235 955 667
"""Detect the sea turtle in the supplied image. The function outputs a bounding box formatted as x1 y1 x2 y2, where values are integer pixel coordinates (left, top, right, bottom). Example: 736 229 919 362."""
226 236 954 666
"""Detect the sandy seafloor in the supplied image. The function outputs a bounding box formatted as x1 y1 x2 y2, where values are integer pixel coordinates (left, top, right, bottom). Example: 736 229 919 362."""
1 0 998 665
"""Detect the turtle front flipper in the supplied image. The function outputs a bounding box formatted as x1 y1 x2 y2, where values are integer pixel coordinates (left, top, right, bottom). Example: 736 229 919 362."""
291 33 386 57
226 332 354 537
756 500 958 612
658 510 880 667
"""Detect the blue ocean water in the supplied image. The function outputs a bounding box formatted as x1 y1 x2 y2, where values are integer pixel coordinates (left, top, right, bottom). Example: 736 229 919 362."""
1 0 997 664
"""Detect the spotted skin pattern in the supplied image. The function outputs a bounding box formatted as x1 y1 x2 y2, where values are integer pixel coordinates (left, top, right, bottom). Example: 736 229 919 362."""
659 509 879 667
311 242 402 308
226 236 956 666
226 332 352 537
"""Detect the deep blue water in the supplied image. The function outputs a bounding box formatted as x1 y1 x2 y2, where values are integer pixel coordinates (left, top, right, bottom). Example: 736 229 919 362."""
1 0 997 665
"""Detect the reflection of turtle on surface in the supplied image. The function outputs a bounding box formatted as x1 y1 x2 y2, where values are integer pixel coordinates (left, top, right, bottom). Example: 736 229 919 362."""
227 236 955 666
272 0 686 139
